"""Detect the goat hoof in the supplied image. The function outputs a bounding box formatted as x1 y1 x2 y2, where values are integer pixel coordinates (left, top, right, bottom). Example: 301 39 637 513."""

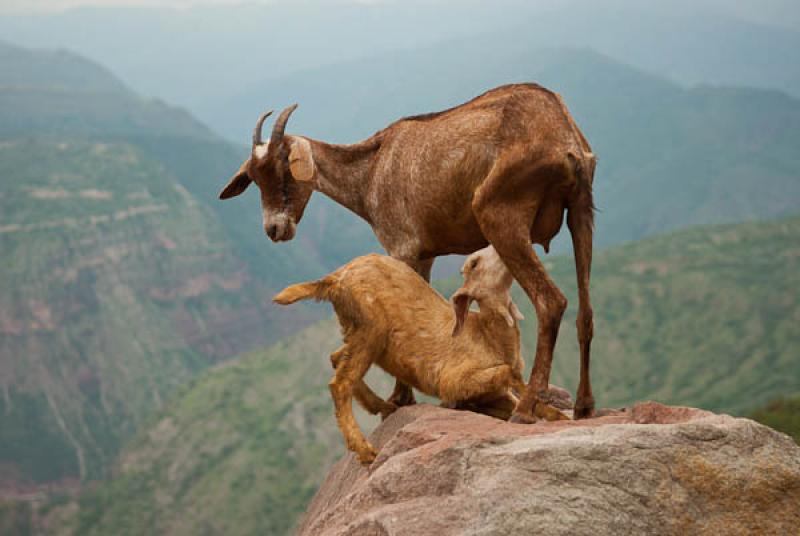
534 402 571 422
573 397 596 419
388 392 416 407
379 403 399 421
509 411 537 424
357 445 378 466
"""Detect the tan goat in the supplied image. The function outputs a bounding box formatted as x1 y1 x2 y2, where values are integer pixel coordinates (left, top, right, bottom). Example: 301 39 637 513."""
273 247 567 465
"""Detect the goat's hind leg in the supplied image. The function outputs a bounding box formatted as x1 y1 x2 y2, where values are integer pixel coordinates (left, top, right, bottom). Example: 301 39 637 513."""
356 382 398 421
330 346 397 420
439 364 514 404
474 158 570 423
568 202 596 419
440 364 566 421
461 391 519 420
328 345 378 465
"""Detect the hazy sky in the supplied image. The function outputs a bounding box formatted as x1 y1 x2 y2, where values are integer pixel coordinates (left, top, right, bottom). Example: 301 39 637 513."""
3 0 799 31
1 0 392 14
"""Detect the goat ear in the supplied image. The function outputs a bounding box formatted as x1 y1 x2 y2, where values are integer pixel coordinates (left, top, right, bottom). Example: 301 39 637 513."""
509 302 524 322
500 308 515 327
219 161 252 199
451 289 473 337
288 137 315 182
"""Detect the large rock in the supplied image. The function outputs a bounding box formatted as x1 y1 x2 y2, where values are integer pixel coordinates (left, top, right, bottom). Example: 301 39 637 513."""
297 402 800 535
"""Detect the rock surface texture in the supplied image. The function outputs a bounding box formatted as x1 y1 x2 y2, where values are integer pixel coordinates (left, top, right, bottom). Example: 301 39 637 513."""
297 402 800 536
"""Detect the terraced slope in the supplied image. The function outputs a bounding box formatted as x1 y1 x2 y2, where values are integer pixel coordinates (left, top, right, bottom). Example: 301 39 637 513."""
0 137 317 486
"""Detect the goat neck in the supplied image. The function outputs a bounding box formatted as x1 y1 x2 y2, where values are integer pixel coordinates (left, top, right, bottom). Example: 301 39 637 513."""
304 137 381 223
474 292 520 330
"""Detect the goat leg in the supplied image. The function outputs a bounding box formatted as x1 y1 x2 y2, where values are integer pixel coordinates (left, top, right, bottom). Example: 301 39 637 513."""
331 346 397 420
328 347 378 465
383 257 435 408
474 162 568 423
568 201 596 419
355 382 398 421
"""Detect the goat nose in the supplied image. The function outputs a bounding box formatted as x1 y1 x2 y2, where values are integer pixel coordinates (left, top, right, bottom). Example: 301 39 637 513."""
266 224 278 240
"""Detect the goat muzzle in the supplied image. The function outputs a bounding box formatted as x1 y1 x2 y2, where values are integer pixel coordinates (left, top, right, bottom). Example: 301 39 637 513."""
263 213 297 242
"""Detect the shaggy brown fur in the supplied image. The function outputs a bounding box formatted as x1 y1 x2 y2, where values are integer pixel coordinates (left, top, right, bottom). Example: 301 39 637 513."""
273 248 568 464
221 83 597 421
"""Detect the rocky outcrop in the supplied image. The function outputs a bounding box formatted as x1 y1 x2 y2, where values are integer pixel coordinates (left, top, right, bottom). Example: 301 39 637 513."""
297 402 800 536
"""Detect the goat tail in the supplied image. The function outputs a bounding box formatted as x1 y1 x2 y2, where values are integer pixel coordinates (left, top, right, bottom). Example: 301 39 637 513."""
567 150 598 227
567 150 596 189
273 277 333 305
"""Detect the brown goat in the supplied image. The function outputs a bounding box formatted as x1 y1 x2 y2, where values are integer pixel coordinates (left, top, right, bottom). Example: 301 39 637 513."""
220 83 597 422
273 247 567 464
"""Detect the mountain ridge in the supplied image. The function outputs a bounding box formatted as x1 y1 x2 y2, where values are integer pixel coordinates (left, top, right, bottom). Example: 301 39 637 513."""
216 44 800 254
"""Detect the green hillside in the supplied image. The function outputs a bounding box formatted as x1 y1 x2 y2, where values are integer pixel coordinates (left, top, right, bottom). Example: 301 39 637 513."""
0 137 320 485
74 320 389 536
749 396 800 444
0 43 329 493
72 216 800 535
518 216 800 413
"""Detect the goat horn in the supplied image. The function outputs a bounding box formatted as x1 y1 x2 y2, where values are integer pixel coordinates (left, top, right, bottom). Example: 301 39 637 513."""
270 103 298 145
252 110 273 148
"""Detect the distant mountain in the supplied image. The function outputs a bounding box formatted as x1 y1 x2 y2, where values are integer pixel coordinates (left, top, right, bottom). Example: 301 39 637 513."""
0 42 329 491
0 38 126 93
70 215 800 536
0 0 798 120
2 7 799 260
214 45 800 253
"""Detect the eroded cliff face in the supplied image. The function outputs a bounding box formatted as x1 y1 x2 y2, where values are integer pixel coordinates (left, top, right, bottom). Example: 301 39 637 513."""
298 402 800 536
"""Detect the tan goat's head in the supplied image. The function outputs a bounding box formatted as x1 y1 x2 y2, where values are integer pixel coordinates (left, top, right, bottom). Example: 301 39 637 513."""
218 105 315 242
451 246 524 336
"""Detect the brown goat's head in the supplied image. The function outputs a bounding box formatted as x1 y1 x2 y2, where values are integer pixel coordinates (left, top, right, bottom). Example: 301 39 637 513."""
451 246 524 336
218 105 315 242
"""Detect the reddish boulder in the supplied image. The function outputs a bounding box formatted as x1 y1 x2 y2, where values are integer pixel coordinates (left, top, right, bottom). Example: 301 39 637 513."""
297 402 800 536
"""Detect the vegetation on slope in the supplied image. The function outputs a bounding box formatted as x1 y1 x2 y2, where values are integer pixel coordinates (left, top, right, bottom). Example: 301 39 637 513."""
0 43 323 490
516 216 799 414
749 396 800 444
0 137 310 484
74 320 389 536
74 216 800 535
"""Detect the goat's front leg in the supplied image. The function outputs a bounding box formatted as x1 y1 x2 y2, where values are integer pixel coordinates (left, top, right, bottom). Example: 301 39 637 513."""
385 257 433 408
329 346 378 465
